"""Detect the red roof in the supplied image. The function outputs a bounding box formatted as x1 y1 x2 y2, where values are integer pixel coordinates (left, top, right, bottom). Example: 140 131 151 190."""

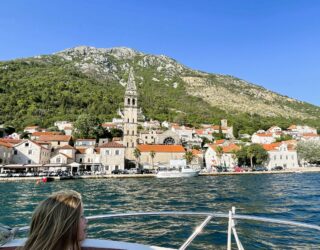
215 139 225 145
0 141 13 148
38 135 72 142
0 139 22 145
256 133 273 137
58 145 75 150
137 144 185 153
99 142 125 148
32 131 62 136
209 143 240 153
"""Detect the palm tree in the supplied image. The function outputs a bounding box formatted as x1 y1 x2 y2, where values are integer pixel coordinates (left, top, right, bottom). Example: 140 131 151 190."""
184 151 194 165
150 150 156 169
133 148 141 168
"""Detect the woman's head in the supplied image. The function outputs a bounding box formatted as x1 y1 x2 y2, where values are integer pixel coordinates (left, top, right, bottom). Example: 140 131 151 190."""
22 190 87 250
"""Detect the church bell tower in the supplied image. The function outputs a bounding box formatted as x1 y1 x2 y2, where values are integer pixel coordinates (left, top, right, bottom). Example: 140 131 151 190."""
123 68 138 160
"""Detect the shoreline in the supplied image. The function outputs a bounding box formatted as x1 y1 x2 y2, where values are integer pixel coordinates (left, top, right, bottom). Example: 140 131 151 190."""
0 167 319 182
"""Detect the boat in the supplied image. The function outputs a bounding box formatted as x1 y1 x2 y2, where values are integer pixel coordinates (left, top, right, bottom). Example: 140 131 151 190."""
156 166 200 178
1 207 320 249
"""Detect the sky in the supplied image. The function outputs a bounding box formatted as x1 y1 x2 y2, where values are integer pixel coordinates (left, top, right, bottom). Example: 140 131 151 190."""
0 0 319 106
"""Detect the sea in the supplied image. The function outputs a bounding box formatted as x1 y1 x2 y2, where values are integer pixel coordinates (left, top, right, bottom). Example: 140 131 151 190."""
1 173 320 249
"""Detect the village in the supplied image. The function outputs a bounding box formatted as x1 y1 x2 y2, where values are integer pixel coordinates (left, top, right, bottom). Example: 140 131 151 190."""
0 70 319 179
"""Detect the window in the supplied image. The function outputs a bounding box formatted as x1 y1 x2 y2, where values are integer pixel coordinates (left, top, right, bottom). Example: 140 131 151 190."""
115 150 120 155
57 141 60 145
27 160 31 164
127 142 129 147
105 150 110 155
56 157 61 163
132 142 134 147
132 131 134 135
115 165 119 170
25 143 29 147
28 150 32 155
105 166 109 171
280 155 282 160
127 98 130 105
127 130 129 135
274 155 276 160
133 99 135 105
286 155 288 160
14 150 18 155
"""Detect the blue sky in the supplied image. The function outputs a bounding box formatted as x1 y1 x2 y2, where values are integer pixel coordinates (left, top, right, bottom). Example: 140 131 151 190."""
1 0 319 106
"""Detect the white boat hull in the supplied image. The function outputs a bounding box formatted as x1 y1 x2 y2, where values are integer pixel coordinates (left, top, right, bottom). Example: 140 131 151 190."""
156 170 200 178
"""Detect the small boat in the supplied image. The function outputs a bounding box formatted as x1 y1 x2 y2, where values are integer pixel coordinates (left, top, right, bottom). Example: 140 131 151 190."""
1 207 320 249
156 166 200 178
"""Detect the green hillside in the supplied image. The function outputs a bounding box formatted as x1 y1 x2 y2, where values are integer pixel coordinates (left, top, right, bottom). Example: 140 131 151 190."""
1 47 319 135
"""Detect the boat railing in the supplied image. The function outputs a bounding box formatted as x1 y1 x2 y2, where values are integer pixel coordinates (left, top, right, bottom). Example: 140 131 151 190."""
2 207 320 249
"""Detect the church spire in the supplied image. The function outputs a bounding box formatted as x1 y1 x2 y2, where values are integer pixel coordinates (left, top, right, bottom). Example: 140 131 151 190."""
125 67 137 95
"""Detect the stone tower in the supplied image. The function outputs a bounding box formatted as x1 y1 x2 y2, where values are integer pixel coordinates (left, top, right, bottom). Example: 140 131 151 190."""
123 68 138 160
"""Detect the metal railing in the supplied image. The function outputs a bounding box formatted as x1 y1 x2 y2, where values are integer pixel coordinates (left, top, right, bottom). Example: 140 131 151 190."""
3 208 320 249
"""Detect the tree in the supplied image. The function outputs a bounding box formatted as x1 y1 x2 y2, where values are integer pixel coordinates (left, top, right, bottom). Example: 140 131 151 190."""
20 131 30 139
276 134 292 142
150 150 156 169
184 150 194 165
73 114 104 140
297 141 320 164
236 144 268 168
247 144 268 168
133 148 141 168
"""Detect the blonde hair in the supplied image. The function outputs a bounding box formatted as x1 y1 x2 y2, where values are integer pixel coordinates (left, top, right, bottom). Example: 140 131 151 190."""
20 190 83 250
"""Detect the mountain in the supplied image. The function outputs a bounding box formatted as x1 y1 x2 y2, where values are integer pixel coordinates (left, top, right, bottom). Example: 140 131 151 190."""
0 46 319 134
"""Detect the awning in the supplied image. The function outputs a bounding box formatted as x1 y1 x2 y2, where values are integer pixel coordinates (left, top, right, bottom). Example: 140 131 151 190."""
4 164 25 169
43 163 65 167
68 162 81 167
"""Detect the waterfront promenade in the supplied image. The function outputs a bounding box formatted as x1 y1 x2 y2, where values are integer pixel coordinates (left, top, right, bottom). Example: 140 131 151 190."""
0 167 319 182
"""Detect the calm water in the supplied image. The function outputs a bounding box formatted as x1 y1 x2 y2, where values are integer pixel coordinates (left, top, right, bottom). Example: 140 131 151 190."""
1 173 320 249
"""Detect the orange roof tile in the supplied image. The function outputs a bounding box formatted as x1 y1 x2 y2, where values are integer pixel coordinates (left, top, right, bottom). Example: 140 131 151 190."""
76 148 86 154
38 135 72 142
32 131 62 136
0 139 22 145
99 142 125 148
58 145 75 150
262 142 281 151
209 143 240 153
256 133 273 137
0 141 13 148
302 133 319 137
137 144 185 153
215 139 225 145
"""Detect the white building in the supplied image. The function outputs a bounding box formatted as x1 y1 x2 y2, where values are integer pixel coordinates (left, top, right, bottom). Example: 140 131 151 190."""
263 142 299 169
74 139 96 148
99 142 125 173
205 144 239 170
251 133 276 144
54 121 74 131
12 140 51 164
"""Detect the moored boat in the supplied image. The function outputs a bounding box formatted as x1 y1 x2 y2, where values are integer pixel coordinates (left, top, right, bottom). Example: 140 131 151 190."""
156 166 200 178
